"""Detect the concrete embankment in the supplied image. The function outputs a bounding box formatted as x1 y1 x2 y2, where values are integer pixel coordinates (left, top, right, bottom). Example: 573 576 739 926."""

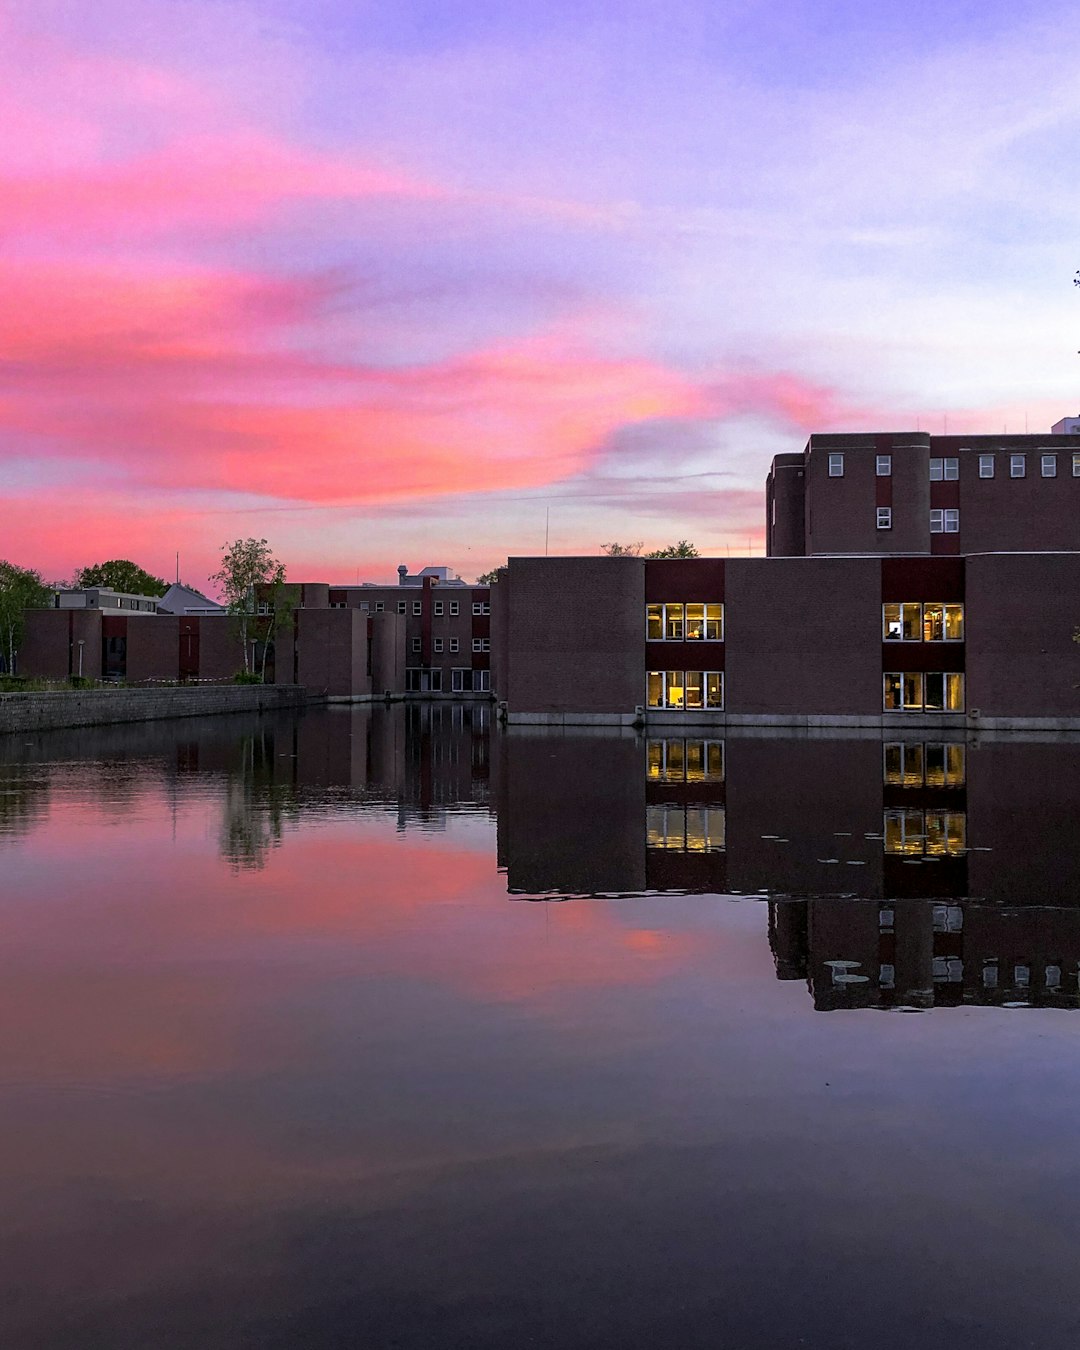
0 685 313 735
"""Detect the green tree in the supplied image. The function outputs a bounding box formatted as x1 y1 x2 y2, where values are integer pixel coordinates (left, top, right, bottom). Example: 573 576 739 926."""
600 541 643 556
210 539 284 676
0 561 51 675
476 568 502 584
73 559 168 596
258 570 298 684
644 540 700 559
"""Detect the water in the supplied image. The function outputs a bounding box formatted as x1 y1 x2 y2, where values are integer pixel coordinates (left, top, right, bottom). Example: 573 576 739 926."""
2 706 1079 1349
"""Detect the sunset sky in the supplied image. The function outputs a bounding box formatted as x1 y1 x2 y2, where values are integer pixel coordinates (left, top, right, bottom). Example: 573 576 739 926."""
4 0 1080 589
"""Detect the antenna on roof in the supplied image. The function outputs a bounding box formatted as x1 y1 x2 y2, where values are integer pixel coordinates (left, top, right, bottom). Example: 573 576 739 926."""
175 551 179 584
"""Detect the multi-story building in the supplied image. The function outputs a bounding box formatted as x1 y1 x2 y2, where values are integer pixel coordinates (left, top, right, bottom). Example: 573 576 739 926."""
767 426 1080 557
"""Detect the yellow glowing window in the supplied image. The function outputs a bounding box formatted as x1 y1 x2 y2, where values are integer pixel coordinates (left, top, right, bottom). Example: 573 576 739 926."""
925 811 966 855
884 809 924 855
647 671 664 708
883 603 921 641
665 605 684 640
884 742 923 786
925 743 965 787
647 604 663 640
685 603 706 639
685 672 704 708
705 604 723 640
665 671 685 708
923 603 964 642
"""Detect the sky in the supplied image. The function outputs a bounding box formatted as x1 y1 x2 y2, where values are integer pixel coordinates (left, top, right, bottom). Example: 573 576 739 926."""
3 0 1080 589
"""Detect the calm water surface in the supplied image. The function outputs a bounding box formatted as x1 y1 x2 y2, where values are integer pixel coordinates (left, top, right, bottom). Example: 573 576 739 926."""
2 706 1079 1349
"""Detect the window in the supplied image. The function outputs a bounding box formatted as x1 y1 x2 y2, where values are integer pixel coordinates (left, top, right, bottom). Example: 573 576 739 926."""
374 602 384 612
884 742 964 786
828 453 844 477
412 600 422 615
476 670 491 692
929 456 958 481
646 803 725 853
876 454 892 476
1010 454 1026 477
883 602 922 641
451 668 469 692
433 637 444 653
647 739 724 783
883 672 964 712
884 601 968 643
1041 453 1057 478
449 637 459 653
410 637 421 653
433 600 444 615
1073 454 1080 477
884 809 966 856
397 600 407 614
646 671 723 710
360 601 371 611
449 600 459 615
405 667 442 693
877 507 892 530
978 454 995 478
472 601 491 616
930 508 959 533
472 637 490 652
646 602 722 640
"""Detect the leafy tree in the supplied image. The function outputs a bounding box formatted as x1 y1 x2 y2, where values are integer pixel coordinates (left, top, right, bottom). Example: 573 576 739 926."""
0 561 51 675
600 541 643 556
645 540 700 559
257 570 298 684
476 568 502 584
73 559 168 596
210 539 284 676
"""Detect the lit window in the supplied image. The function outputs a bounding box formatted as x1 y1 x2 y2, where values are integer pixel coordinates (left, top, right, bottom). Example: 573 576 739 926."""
883 602 922 641
449 637 459 653
883 672 964 712
1041 453 1057 477
646 671 723 710
828 453 844 476
876 454 892 476
433 600 444 615
979 454 994 478
449 600 459 615
877 507 892 529
646 602 722 640
397 600 407 614
433 637 443 653
922 603 964 641
1010 454 1026 477
410 637 421 653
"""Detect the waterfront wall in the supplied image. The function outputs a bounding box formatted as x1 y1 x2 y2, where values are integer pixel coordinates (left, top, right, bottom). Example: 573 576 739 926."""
0 684 311 735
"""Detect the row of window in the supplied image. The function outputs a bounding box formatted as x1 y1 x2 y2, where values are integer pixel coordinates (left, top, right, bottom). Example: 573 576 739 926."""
352 599 490 616
883 742 965 786
404 667 492 692
883 602 964 642
876 508 960 531
832 451 1080 478
884 671 965 712
647 671 724 710
409 637 490 653
645 672 966 713
647 603 724 641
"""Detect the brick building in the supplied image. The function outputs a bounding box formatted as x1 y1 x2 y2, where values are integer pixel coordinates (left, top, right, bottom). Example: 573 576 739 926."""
766 428 1080 558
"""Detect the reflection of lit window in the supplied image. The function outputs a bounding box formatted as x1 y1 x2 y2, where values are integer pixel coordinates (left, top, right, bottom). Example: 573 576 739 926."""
884 673 964 712
646 803 724 852
925 743 965 786
885 809 966 855
884 742 923 785
647 739 723 783
646 602 723 640
646 673 723 710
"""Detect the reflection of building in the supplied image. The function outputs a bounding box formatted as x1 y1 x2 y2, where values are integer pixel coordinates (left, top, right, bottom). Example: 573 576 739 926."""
770 897 1080 1011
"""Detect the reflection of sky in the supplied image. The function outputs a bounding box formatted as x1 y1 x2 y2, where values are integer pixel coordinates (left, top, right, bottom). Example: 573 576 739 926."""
4 1 1080 587
4 727 1080 1344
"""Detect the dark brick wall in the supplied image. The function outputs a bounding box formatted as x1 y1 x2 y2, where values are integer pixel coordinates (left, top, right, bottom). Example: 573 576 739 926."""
126 617 180 682
725 558 881 715
297 609 370 697
966 552 1080 717
502 556 645 715
20 610 74 679
370 611 406 695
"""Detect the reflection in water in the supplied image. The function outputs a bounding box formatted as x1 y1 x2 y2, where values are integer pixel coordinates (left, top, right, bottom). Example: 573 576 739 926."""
3 710 1080 1347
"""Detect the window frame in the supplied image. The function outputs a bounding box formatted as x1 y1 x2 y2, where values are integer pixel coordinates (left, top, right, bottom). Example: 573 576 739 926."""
884 671 964 712
876 454 892 477
645 671 724 711
449 600 460 615
1010 453 1026 478
1041 453 1057 478
876 506 892 530
646 602 723 641
978 454 994 478
828 453 844 477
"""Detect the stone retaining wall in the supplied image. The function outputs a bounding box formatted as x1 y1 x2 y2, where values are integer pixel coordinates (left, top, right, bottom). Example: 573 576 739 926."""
0 685 313 735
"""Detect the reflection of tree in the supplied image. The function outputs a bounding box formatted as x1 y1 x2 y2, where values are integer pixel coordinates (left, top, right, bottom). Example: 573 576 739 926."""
218 729 299 871
0 765 51 845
